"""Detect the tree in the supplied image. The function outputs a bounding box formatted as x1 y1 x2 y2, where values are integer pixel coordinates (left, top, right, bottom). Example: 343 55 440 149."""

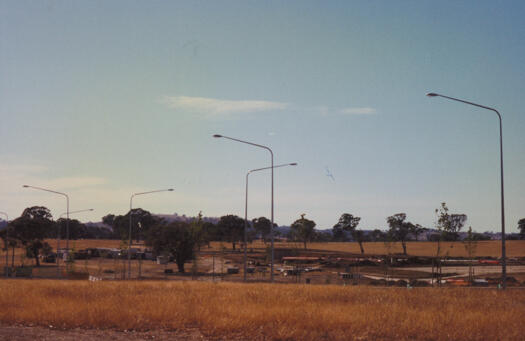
518 218 525 240
202 221 218 247
333 213 361 246
333 213 360 233
102 214 115 227
463 226 477 282
0 225 18 267
312 230 332 242
411 224 427 241
146 221 196 273
435 202 467 241
104 209 161 241
331 225 346 242
190 212 210 251
252 217 274 244
217 215 245 250
370 229 386 242
11 206 54 267
290 214 316 249
445 214 467 241
386 213 413 255
54 218 88 240
352 229 367 254
101 214 120 239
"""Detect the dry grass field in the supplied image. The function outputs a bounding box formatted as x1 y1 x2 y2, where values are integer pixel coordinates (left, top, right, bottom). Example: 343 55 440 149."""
36 239 525 258
205 240 525 258
175 240 525 258
0 280 524 340
304 240 525 258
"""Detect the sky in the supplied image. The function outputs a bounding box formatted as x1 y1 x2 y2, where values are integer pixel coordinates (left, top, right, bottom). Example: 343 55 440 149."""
1 0 524 232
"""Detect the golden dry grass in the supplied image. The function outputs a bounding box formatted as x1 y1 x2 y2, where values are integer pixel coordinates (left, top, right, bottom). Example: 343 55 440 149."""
4 240 524 266
1 280 524 340
210 240 525 258
304 240 525 258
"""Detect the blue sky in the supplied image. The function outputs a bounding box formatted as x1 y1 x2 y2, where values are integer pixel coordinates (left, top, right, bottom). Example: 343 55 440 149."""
1 1 524 232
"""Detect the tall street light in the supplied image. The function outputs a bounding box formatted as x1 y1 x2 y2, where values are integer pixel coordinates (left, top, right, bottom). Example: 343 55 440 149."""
23 185 69 274
244 163 298 281
0 212 8 278
213 134 277 282
59 208 94 219
128 188 174 279
58 208 94 254
427 92 507 288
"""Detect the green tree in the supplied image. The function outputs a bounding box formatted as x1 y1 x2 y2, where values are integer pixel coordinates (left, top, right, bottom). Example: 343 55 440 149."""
101 214 120 239
190 212 209 250
435 202 467 241
217 215 245 250
146 221 196 273
202 221 218 247
411 224 427 241
102 214 115 226
352 229 367 254
0 225 18 267
333 213 361 243
54 218 87 239
370 229 386 242
252 217 274 244
291 214 316 249
333 213 360 233
463 226 478 283
104 209 161 241
11 206 54 267
331 225 346 241
518 218 525 240
312 230 332 242
386 213 413 255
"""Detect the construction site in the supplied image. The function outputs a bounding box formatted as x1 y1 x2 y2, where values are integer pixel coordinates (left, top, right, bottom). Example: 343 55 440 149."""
8 240 525 288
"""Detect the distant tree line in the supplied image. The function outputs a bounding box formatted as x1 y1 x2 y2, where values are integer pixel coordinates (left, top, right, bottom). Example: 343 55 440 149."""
1 203 521 269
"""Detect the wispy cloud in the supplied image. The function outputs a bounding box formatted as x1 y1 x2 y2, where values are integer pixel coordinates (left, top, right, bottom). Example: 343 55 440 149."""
162 95 376 118
339 107 376 115
163 96 288 116
38 176 107 190
0 163 107 193
0 164 48 173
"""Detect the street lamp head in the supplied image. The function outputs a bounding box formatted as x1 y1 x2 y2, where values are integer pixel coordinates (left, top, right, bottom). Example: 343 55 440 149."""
167 188 174 191
290 163 298 166
213 134 223 138
426 93 439 97
22 185 29 188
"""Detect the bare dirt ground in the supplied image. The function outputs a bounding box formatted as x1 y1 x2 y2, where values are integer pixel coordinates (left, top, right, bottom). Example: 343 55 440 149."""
0 324 209 341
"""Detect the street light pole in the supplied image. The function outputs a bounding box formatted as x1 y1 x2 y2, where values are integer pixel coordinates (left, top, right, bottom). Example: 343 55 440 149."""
244 163 298 281
0 212 8 278
58 208 94 259
427 92 507 288
213 134 277 282
128 188 174 279
59 208 94 219
23 185 69 276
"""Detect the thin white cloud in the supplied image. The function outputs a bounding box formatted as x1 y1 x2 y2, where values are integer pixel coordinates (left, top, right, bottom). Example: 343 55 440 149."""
0 164 48 173
339 107 376 115
0 163 107 193
38 176 107 190
163 96 288 116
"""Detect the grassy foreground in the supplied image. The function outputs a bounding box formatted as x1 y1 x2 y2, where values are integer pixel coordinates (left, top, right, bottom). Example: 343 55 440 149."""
1 280 524 340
